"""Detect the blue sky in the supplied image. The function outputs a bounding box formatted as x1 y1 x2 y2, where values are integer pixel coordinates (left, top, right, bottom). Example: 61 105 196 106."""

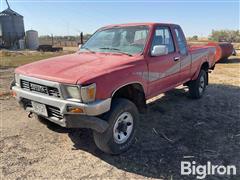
1 0 239 37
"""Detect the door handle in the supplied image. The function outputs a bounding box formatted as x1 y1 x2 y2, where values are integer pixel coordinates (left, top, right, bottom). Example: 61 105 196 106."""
174 57 180 61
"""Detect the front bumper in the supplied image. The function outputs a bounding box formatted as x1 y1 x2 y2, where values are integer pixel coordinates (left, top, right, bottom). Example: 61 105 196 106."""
39 114 109 133
12 86 111 132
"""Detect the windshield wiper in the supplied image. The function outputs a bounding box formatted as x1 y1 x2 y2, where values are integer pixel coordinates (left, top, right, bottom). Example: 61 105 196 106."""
99 47 132 56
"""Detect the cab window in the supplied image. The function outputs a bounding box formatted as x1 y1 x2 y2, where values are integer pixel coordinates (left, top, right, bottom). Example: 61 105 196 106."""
151 27 175 54
174 27 187 55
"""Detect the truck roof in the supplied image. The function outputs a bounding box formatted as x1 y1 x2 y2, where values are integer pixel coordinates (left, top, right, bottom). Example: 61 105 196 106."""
102 22 180 28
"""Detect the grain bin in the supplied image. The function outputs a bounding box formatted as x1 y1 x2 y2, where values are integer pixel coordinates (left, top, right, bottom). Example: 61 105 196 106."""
26 30 39 50
0 1 25 48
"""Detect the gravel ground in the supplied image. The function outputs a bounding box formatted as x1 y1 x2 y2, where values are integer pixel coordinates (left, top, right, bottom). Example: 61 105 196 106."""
0 57 240 179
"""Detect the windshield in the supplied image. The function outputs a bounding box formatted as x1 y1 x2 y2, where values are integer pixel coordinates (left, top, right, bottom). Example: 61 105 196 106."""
80 26 149 55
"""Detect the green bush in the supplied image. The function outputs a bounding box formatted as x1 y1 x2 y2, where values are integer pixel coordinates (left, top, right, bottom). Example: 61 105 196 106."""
209 30 240 42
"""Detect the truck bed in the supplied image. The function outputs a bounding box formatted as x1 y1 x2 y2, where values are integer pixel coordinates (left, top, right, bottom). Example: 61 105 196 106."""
189 45 216 68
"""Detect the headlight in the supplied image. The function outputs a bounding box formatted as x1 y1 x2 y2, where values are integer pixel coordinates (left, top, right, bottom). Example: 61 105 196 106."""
81 83 96 103
14 73 20 86
61 85 81 101
61 83 96 103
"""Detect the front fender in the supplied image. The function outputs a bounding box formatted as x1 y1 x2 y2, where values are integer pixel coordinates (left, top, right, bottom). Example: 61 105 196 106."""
79 60 148 100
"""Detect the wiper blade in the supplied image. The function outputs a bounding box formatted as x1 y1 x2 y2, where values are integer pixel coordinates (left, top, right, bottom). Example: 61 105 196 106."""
99 47 132 56
99 47 119 50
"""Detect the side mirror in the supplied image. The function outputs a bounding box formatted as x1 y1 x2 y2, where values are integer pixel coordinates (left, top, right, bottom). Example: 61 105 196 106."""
151 45 168 56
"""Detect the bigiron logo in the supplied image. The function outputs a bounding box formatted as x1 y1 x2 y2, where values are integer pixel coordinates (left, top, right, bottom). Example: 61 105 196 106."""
181 161 237 179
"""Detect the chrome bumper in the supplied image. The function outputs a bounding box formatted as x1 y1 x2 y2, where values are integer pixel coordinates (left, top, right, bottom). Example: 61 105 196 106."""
12 86 111 116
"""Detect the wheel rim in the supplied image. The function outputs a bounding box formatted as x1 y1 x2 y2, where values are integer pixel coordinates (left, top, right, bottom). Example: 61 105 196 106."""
199 75 205 94
113 112 134 144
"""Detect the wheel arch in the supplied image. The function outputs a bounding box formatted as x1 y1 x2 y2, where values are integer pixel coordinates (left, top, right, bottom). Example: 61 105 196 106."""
191 61 209 82
111 82 147 113
200 61 209 85
201 61 209 71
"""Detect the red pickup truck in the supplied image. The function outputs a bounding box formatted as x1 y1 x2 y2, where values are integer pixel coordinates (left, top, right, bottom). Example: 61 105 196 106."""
12 23 216 154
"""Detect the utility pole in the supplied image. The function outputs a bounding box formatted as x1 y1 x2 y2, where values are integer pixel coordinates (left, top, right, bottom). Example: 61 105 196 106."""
80 32 83 44
51 34 53 46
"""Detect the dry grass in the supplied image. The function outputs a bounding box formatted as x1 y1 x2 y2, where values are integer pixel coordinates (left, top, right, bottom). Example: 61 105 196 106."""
0 50 74 68
232 43 240 50
210 56 240 86
63 46 78 52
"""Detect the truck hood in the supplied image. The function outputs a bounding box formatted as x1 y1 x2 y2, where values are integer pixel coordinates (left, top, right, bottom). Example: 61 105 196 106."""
15 52 138 84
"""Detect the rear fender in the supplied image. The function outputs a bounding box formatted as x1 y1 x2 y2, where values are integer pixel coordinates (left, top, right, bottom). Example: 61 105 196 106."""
191 61 208 81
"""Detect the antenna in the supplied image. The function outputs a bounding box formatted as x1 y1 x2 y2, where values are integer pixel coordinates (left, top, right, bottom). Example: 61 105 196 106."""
6 0 10 9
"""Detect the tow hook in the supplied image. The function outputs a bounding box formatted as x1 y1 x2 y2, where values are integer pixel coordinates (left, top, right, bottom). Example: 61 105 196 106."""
28 112 33 118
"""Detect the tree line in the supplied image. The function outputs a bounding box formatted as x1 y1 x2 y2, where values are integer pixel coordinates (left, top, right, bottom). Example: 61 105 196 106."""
39 34 92 43
188 30 240 42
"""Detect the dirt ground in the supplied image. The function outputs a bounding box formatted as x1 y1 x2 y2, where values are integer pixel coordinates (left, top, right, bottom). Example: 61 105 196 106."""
0 56 240 179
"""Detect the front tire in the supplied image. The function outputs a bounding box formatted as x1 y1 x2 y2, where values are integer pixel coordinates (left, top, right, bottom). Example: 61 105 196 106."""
93 98 139 154
188 69 207 99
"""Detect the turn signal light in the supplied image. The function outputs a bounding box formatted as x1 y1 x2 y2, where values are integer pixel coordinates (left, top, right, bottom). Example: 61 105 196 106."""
81 83 96 103
67 107 84 113
87 87 95 99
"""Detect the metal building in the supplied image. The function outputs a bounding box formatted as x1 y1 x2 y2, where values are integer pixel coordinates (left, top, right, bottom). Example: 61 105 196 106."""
0 0 25 48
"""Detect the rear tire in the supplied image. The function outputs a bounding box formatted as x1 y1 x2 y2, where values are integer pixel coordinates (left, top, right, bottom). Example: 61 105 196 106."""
93 98 139 154
188 69 207 99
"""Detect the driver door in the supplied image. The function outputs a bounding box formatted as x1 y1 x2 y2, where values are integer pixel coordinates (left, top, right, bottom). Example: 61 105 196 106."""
146 26 181 97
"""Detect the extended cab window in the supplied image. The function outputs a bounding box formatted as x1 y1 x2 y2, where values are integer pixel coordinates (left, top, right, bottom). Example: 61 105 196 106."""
174 27 187 55
151 27 175 54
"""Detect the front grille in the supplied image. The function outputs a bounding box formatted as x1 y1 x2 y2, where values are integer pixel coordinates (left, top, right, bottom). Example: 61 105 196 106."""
48 87 60 97
21 80 30 90
20 80 60 98
47 106 63 119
